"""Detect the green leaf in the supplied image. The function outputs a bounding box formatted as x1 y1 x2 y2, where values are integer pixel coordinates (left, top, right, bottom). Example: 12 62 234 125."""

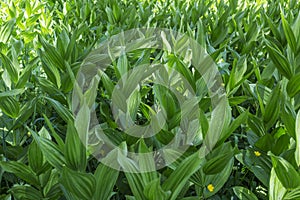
98 70 115 96
167 54 196 90
263 84 281 128
269 168 286 200
45 97 73 122
0 161 39 187
227 56 247 92
0 96 20 118
65 121 87 172
203 158 234 198
0 89 23 97
281 103 296 138
28 141 44 173
93 161 119 200
118 151 148 200
255 134 274 152
266 44 293 79
9 185 43 200
39 51 62 88
287 73 300 98
38 78 65 101
0 18 15 43
38 35 66 70
143 178 171 200
295 110 300 167
281 11 297 53
233 186 258 200
162 150 205 200
74 102 90 147
60 167 96 200
203 143 235 175
236 149 272 187
284 187 300 200
43 114 65 150
217 111 248 146
269 153 300 189
29 128 66 170
204 97 231 151
116 51 128 78
0 53 19 84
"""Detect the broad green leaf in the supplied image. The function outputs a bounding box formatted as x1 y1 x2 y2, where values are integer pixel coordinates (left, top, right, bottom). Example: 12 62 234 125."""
203 144 235 175
204 97 231 151
0 53 19 84
269 168 286 200
167 54 196 90
11 99 35 130
125 196 136 200
0 18 15 43
28 141 44 173
60 167 96 200
9 185 43 200
217 110 248 146
233 186 258 200
237 149 272 187
38 78 65 102
45 97 73 122
93 157 119 200
0 89 23 97
0 161 39 187
248 114 266 137
199 109 209 138
263 84 281 129
98 70 115 96
281 11 297 53
153 84 178 120
287 73 300 98
284 187 300 200
29 128 66 170
0 96 20 118
74 102 90 147
143 178 171 200
203 158 234 198
42 169 61 198
161 31 172 52
43 114 65 150
162 150 206 200
255 134 274 153
116 51 128 78
137 139 157 176
281 103 296 138
227 56 247 92
295 110 300 167
39 51 62 88
272 134 290 156
65 121 87 172
118 151 148 200
266 44 293 79
269 153 300 189
38 35 66 70
264 14 281 43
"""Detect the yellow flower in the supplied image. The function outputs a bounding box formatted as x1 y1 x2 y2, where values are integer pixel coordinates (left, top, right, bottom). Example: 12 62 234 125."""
254 151 261 157
207 184 214 192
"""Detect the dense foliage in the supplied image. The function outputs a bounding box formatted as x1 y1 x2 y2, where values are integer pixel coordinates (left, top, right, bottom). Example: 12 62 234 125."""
1 0 300 199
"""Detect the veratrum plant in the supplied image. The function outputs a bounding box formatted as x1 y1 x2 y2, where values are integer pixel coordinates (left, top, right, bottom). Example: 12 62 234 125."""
0 0 300 199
